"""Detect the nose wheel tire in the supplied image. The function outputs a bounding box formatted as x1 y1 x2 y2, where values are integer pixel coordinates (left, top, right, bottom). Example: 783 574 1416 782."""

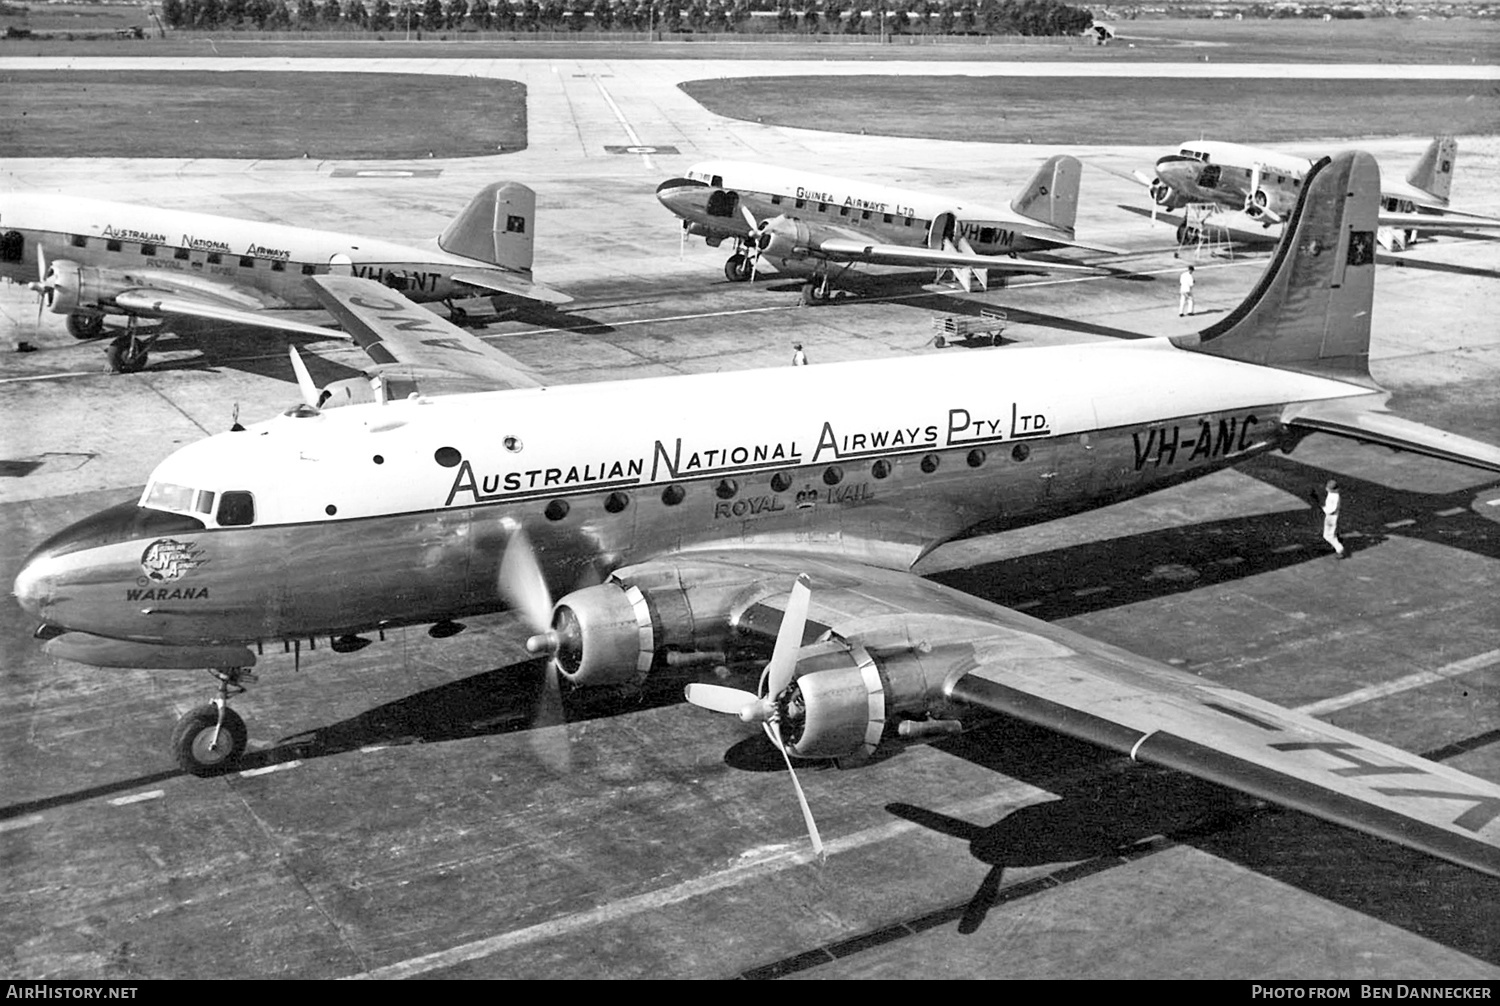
171 704 248 776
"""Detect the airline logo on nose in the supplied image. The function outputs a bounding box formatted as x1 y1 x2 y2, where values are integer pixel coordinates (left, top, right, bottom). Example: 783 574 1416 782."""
140 539 209 583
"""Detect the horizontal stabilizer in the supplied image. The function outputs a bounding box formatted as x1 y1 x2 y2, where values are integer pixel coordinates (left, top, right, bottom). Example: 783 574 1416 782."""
451 269 573 305
1284 398 1500 473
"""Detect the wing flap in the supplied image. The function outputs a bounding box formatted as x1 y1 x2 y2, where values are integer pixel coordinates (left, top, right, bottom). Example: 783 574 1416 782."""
813 238 1102 274
307 274 544 391
112 289 340 339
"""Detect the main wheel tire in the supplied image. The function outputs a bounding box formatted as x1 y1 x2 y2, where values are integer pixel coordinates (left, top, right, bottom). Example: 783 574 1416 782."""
66 314 105 340
104 335 148 374
801 283 830 306
724 254 751 283
171 704 247 777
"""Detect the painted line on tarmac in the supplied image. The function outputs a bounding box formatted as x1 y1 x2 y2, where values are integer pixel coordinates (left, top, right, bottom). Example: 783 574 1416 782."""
591 75 655 173
340 783 1050 980
108 790 164 806
239 760 303 777
0 814 45 833
1297 648 1500 718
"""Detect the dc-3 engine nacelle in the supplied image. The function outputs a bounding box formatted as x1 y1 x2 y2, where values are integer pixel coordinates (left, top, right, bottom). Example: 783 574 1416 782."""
1148 178 1186 210
35 259 108 316
756 216 811 260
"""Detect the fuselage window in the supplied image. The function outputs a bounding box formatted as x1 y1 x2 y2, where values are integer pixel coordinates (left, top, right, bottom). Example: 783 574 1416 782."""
770 195 782 206
794 198 805 209
271 260 286 272
861 210 870 220
217 491 256 527
207 253 222 264
839 207 849 217
904 217 913 227
70 234 88 248
882 213 892 224
301 263 317 275
106 239 122 252
173 247 190 261
238 256 255 268
194 489 216 515
817 203 828 213
0 231 21 263
141 244 156 257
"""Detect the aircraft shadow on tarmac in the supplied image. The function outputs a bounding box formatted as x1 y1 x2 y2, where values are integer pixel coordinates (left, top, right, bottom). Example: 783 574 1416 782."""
876 720 1500 967
1375 253 1500 278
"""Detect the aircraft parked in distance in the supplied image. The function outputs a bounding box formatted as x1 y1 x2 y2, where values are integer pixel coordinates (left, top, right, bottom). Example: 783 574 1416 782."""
656 156 1117 305
14 153 1500 879
1135 136 1500 250
0 182 571 372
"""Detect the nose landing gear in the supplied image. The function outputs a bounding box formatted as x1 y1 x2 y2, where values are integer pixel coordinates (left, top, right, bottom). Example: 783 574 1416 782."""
172 667 254 776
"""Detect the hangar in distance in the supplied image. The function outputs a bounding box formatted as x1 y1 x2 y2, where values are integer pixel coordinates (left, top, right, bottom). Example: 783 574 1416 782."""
656 155 1117 304
0 181 571 372
13 151 1500 879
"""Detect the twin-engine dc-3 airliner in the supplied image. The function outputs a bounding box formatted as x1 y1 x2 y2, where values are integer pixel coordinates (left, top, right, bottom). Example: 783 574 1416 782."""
1134 136 1500 250
0 182 571 372
656 156 1118 305
14 152 1500 877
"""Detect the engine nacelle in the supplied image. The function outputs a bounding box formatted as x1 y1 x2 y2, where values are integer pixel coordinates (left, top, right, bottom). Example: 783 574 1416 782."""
314 376 380 409
37 259 112 316
548 582 655 687
1148 178 1181 209
756 215 810 260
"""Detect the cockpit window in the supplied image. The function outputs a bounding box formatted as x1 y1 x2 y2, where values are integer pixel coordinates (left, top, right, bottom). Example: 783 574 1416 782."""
217 491 256 527
144 481 197 512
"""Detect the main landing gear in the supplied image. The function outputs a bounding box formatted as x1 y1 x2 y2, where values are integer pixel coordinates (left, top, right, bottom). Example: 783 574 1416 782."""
172 667 255 776
724 252 754 283
66 312 105 340
103 318 159 374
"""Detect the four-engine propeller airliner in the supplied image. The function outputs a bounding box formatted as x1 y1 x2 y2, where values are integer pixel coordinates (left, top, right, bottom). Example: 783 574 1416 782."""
656 156 1117 305
0 182 571 372
1134 136 1500 250
15 152 1500 879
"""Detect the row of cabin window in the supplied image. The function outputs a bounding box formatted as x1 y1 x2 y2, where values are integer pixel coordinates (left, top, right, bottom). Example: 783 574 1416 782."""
766 194 926 229
69 234 315 274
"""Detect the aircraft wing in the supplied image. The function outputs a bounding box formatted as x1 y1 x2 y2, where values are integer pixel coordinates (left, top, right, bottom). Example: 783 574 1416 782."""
110 287 341 339
1017 230 1126 256
450 268 573 306
1377 210 1500 233
669 550 1500 877
807 235 1103 275
307 274 545 391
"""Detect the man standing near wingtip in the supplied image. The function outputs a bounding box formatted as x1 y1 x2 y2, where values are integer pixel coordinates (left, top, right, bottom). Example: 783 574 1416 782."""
1318 479 1347 559
1178 264 1196 317
791 342 808 366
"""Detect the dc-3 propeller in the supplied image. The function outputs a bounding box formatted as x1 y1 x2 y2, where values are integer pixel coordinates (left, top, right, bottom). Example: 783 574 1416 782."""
684 575 827 861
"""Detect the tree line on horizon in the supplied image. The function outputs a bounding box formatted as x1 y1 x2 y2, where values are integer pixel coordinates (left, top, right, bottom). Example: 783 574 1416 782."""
157 0 1095 36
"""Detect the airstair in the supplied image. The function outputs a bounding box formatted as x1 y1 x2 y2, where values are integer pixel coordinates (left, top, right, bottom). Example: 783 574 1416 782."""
1179 203 1234 260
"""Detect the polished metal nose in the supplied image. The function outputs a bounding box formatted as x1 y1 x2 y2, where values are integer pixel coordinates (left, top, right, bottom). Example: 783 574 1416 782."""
13 551 57 619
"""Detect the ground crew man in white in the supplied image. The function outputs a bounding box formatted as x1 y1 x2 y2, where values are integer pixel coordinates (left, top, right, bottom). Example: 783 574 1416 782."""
791 342 808 366
1178 265 1196 316
1320 479 1346 558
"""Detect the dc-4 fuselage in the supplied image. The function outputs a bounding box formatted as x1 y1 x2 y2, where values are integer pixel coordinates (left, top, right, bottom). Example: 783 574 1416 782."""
14 339 1371 648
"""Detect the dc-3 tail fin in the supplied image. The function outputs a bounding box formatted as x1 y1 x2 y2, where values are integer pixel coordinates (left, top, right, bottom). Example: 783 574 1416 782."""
1173 151 1500 474
438 181 539 274
1009 154 1082 233
1405 136 1457 205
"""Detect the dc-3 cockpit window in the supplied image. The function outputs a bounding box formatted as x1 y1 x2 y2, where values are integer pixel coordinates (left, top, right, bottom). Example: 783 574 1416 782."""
216 491 256 527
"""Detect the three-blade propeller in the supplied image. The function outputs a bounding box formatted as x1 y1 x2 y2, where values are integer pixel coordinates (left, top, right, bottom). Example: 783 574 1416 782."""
497 521 571 772
684 574 825 861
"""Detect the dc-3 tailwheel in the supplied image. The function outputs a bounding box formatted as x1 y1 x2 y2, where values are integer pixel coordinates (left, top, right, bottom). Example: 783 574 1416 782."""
725 253 753 282
171 703 248 776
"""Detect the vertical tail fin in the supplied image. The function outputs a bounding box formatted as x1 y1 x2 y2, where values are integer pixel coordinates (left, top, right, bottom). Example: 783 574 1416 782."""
1009 155 1081 233
1404 136 1456 205
1171 151 1380 380
438 182 538 274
